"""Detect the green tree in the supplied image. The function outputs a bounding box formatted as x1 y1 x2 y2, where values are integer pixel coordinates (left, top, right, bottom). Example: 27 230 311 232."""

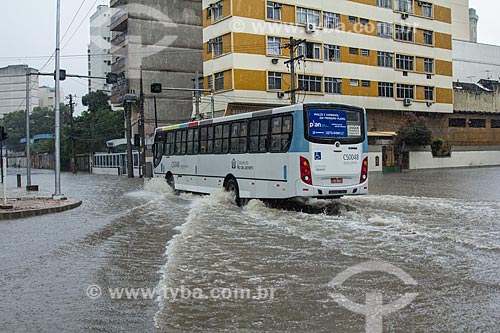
0 106 70 153
74 92 124 155
81 91 110 113
1 110 26 152
395 113 432 147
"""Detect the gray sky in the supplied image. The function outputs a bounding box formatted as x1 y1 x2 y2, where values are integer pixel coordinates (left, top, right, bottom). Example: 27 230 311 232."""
0 1 498 112
0 0 109 112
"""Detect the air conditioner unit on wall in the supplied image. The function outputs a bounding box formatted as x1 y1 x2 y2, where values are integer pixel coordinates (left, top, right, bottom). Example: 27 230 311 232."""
305 23 316 34
404 98 412 106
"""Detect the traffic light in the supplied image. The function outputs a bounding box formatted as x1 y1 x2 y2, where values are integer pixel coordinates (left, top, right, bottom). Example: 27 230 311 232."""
133 134 141 147
0 127 7 141
151 83 162 93
54 69 66 81
106 73 118 84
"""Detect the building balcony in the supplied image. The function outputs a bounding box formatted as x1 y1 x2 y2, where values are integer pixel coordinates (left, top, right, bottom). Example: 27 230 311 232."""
111 32 127 46
112 58 126 72
110 0 127 8
110 8 128 32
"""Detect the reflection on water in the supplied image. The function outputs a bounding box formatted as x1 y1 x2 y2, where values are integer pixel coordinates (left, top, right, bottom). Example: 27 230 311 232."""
0 168 499 332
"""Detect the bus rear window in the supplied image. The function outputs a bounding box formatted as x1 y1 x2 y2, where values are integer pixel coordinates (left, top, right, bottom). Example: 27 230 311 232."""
307 109 363 140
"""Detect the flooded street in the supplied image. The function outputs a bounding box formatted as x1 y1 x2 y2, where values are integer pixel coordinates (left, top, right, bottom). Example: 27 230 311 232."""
0 168 499 332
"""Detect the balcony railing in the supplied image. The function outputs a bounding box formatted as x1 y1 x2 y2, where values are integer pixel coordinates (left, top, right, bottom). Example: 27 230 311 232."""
112 58 126 72
110 0 127 8
111 32 127 46
110 8 127 27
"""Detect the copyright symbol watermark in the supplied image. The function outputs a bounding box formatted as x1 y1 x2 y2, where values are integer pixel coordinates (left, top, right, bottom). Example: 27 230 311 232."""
329 261 418 333
229 18 245 33
86 285 102 300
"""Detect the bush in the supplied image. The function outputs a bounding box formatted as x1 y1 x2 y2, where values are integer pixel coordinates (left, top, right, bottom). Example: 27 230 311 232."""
431 138 451 157
395 113 432 147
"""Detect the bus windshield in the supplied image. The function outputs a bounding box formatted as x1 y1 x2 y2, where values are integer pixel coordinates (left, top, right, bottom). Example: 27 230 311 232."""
305 107 364 144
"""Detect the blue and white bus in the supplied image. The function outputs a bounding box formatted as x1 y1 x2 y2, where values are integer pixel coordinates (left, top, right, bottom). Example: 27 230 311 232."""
152 103 368 203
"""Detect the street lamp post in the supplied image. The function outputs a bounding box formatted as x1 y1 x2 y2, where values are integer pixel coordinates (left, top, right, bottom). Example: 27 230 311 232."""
53 0 65 200
25 73 31 187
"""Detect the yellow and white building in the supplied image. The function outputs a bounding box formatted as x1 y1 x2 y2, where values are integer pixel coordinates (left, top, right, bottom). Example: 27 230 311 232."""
202 0 467 120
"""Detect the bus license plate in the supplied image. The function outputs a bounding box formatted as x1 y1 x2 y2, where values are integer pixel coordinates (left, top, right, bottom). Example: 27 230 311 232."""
331 178 343 184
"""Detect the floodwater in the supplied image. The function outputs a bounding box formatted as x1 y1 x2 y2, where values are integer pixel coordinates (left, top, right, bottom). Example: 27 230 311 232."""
0 168 498 332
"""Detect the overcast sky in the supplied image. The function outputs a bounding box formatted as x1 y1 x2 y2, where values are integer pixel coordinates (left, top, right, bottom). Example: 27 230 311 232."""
0 0 498 113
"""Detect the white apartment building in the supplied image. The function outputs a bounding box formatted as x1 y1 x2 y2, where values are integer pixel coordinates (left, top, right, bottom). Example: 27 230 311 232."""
38 86 64 110
0 65 39 117
88 5 112 94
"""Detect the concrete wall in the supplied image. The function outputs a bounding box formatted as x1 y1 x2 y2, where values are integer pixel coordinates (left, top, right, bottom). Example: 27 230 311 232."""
367 109 500 147
454 87 500 113
368 145 383 172
409 147 500 169
93 167 120 175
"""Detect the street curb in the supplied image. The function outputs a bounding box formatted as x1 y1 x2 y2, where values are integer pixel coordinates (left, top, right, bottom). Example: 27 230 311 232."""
0 200 82 220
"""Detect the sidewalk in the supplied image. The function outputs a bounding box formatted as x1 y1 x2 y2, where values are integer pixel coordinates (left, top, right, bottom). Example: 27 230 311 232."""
0 187 82 220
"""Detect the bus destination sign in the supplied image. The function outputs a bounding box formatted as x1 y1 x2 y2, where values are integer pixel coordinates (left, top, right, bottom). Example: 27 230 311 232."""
308 110 347 138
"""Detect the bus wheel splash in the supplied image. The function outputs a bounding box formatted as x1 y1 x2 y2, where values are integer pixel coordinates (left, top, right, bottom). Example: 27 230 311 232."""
264 198 356 216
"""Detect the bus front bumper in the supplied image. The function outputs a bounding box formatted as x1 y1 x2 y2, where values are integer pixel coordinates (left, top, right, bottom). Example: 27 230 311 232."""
295 181 369 198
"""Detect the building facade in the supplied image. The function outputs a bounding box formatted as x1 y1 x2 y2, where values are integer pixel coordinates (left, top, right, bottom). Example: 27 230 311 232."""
88 5 112 94
0 65 39 117
453 39 500 83
449 0 470 42
38 86 64 110
110 0 203 135
203 0 457 127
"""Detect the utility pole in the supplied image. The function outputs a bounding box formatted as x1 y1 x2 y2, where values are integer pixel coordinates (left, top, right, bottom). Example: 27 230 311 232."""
123 94 137 178
68 95 77 174
284 37 305 105
125 102 134 178
139 68 146 178
153 95 158 129
210 89 215 119
193 71 200 120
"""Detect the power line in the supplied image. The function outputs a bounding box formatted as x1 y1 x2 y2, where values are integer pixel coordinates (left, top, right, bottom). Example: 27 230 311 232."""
61 0 100 51
61 0 89 43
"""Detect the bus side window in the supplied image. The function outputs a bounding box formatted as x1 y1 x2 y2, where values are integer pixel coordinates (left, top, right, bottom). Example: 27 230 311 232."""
271 117 282 152
230 123 240 154
259 118 269 153
223 124 230 154
200 127 208 154
207 126 214 154
240 121 248 153
281 115 293 152
193 128 200 154
181 130 188 155
249 120 259 153
167 132 174 156
214 125 223 154
187 129 194 155
175 131 182 155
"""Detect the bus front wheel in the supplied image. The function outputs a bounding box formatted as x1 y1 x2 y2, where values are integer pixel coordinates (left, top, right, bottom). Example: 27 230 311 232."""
224 178 241 207
166 173 175 191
